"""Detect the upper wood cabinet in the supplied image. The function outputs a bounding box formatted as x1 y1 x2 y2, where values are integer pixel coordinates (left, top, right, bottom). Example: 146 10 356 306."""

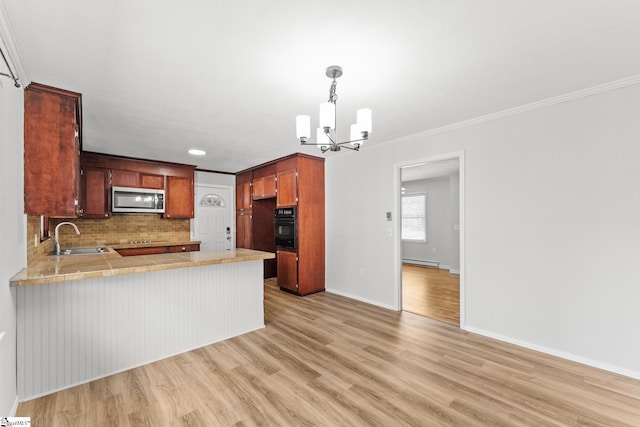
81 152 195 219
140 173 164 189
253 174 276 200
165 176 194 218
24 83 82 217
80 167 111 218
276 169 297 207
236 171 252 211
111 170 139 187
111 170 164 189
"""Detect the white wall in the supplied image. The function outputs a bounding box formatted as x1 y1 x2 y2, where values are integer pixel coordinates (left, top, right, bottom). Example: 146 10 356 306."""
402 174 459 271
326 80 640 378
195 170 235 188
0 65 25 412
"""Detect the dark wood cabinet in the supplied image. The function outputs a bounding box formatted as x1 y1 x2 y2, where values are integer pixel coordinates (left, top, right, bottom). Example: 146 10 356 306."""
235 171 253 250
115 243 200 256
236 211 252 249
24 83 82 217
165 176 194 218
276 169 297 207
236 171 252 211
253 174 276 200
82 152 195 219
277 250 298 293
111 170 140 187
80 167 111 218
168 244 200 253
111 170 164 189
140 173 164 189
237 153 324 295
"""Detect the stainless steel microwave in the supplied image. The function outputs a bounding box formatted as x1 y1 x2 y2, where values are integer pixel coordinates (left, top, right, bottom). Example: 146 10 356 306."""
112 186 165 213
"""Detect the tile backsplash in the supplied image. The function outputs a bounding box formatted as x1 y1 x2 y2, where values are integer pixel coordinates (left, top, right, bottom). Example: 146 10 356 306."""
27 214 190 261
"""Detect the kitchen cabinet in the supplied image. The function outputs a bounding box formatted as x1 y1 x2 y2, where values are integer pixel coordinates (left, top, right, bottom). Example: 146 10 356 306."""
277 250 298 293
24 83 82 217
111 170 139 187
236 211 252 249
237 153 324 295
252 174 276 200
235 171 253 249
111 170 164 189
168 244 200 253
115 243 200 256
165 176 194 218
82 152 196 219
80 167 111 218
236 171 253 211
276 169 297 207
140 173 164 189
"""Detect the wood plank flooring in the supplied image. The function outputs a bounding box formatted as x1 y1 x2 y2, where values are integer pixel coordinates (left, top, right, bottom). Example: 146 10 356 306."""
17 279 640 426
402 263 460 325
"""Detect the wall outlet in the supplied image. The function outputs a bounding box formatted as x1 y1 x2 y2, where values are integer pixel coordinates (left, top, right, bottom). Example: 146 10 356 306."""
359 268 365 276
432 247 437 253
386 228 392 237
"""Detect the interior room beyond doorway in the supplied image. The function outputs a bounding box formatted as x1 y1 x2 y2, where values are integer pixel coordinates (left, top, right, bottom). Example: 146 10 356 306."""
402 263 459 325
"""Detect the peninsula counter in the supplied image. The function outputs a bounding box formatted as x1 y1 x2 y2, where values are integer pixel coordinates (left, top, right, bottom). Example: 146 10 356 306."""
10 249 275 400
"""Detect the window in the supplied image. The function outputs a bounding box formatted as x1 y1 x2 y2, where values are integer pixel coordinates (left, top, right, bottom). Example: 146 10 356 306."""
402 193 426 241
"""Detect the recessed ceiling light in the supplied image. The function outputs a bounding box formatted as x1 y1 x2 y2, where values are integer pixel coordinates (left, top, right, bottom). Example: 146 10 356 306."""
188 148 206 156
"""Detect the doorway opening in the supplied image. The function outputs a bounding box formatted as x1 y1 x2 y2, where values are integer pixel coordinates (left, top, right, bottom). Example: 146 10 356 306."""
395 151 465 327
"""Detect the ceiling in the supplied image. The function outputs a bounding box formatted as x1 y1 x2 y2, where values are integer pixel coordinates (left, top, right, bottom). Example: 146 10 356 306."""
2 1 640 173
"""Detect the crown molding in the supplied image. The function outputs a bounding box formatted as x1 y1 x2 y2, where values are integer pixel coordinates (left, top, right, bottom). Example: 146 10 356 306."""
420 74 640 138
0 0 30 87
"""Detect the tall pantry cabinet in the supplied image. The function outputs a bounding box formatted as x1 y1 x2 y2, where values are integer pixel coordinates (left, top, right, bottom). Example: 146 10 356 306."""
236 153 325 295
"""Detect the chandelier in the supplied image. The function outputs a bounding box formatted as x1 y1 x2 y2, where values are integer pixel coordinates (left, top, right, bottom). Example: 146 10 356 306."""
296 65 372 153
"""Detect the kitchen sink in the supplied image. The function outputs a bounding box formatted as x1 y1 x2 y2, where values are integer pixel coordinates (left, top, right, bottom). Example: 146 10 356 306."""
50 247 107 256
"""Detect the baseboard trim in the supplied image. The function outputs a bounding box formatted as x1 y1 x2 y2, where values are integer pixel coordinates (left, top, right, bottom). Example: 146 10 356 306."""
326 288 397 311
464 326 640 380
402 259 439 268
10 395 18 416
449 269 460 275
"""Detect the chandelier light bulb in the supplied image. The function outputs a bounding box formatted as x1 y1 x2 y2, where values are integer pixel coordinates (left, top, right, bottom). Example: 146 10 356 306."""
296 115 311 140
319 102 335 130
356 108 372 133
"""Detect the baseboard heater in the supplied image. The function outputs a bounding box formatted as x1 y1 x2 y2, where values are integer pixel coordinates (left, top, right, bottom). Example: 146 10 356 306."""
402 259 439 268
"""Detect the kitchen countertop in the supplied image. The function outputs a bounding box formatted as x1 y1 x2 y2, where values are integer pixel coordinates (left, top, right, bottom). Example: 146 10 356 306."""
10 248 275 287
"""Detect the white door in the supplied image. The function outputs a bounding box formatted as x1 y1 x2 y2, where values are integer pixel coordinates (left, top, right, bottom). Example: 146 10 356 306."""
193 184 233 251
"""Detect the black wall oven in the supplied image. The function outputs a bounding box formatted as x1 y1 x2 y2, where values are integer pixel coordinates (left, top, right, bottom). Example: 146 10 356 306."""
275 207 297 249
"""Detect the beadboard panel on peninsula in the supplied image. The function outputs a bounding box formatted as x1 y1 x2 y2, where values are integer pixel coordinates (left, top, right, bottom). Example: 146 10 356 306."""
16 260 264 400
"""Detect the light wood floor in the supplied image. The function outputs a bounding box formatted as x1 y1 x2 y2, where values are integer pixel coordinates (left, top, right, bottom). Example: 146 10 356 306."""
17 280 640 426
402 263 460 325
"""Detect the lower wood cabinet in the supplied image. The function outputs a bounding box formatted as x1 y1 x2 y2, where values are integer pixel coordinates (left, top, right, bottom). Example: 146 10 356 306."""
115 244 200 257
236 211 252 249
277 250 298 293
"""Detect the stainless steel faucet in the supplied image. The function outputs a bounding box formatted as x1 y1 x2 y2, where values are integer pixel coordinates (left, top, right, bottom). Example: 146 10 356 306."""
54 222 80 255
